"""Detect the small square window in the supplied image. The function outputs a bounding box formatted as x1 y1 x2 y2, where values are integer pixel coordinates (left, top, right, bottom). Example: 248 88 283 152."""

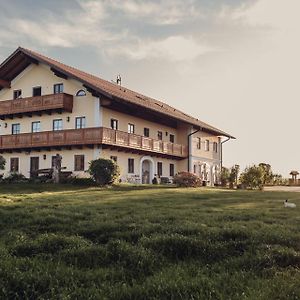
197 137 201 149
144 128 150 137
157 162 163 176
74 155 85 171
10 157 19 172
53 119 63 131
128 158 134 173
205 140 210 151
33 86 42 97
54 83 63 94
111 119 118 130
170 164 174 177
32 121 41 133
213 142 218 153
128 123 135 134
12 123 20 135
75 117 86 129
13 90 22 99
157 131 163 140
170 134 175 143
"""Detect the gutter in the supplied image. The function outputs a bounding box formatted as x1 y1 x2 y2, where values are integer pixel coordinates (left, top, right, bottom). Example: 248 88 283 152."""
220 137 231 170
187 128 200 172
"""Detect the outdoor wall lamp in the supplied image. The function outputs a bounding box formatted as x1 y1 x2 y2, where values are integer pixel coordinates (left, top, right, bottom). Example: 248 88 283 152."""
4 123 7 128
43 154 47 160
66 116 70 122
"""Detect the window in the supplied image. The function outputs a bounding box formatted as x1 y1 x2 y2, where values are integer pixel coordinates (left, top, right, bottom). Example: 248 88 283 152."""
76 89 86 96
144 128 150 137
12 123 20 135
32 86 41 97
197 137 201 149
54 83 63 94
157 162 163 176
53 119 63 131
128 158 134 173
213 142 218 153
111 119 118 130
128 123 135 134
193 164 197 174
170 164 174 177
170 134 175 143
75 117 86 129
74 155 85 171
10 158 19 172
32 121 41 133
13 90 22 99
157 131 163 140
205 140 210 151
110 156 117 163
51 156 56 168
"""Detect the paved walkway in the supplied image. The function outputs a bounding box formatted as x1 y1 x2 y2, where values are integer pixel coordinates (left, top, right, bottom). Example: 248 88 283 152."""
264 186 300 192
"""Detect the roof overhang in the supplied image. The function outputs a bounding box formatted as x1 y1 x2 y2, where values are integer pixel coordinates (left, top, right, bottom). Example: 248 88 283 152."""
0 47 235 139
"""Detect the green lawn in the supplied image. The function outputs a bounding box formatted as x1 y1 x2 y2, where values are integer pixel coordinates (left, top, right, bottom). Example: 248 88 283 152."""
0 184 300 300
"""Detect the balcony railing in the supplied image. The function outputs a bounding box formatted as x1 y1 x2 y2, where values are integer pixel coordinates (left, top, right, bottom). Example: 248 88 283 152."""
0 127 188 158
0 93 73 119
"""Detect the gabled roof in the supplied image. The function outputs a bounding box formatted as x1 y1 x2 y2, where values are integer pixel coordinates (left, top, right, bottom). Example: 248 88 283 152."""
0 47 235 138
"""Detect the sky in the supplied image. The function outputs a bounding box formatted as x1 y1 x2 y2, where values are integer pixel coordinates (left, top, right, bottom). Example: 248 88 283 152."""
0 0 299 177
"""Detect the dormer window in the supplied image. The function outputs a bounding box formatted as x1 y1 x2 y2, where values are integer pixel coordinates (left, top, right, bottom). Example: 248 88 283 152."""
13 90 22 99
76 89 86 96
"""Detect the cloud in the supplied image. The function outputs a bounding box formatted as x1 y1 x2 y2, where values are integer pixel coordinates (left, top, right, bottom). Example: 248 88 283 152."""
109 35 215 61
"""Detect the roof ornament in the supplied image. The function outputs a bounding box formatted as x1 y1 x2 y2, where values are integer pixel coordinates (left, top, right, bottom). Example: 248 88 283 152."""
116 74 121 86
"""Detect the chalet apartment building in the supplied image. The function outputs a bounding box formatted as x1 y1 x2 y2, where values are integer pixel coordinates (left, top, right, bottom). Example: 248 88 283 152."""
0 47 234 185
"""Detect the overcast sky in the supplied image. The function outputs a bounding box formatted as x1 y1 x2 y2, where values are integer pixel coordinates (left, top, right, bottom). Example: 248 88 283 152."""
0 0 299 177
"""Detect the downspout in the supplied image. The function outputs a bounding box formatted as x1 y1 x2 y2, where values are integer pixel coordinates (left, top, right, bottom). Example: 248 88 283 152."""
220 137 231 170
187 128 201 172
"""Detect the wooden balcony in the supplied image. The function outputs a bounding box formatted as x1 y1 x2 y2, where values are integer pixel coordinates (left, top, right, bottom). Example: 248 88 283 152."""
0 93 73 119
0 127 188 158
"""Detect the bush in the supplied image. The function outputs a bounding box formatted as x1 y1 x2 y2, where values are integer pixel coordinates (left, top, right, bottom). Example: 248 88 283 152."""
88 158 120 186
3 172 28 183
173 172 201 187
240 165 264 189
0 155 5 170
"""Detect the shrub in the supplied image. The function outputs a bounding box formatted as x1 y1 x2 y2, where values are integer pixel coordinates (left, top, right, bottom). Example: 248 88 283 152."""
0 155 5 170
88 158 120 186
240 165 264 189
3 172 28 183
173 172 201 187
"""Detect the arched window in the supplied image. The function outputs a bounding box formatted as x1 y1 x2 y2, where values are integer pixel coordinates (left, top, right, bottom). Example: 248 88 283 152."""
76 89 86 96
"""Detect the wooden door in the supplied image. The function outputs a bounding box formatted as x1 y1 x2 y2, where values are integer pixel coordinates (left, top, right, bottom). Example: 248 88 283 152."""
30 157 39 177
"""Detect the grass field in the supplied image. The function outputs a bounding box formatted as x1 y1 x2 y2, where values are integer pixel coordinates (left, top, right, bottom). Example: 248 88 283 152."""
0 184 300 299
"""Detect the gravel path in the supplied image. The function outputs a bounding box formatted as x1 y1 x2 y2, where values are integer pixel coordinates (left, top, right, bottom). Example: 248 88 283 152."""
264 186 300 192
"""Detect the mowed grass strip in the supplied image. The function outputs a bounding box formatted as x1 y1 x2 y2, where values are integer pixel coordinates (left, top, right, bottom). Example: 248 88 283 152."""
0 184 300 299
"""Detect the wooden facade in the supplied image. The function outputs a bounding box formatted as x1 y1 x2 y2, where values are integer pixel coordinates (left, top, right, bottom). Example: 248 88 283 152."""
0 93 73 119
0 127 188 158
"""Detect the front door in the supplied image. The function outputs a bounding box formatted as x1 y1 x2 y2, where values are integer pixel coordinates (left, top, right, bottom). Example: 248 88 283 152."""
30 157 39 177
142 160 150 184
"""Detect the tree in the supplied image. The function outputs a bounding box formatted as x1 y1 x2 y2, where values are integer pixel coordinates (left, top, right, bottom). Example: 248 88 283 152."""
229 164 240 188
220 167 230 187
240 165 264 189
258 163 274 185
0 155 6 170
88 158 120 186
